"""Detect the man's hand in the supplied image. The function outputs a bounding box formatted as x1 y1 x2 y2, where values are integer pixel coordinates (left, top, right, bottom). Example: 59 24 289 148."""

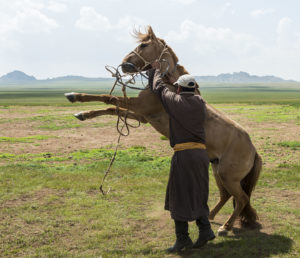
166 74 177 84
151 60 160 70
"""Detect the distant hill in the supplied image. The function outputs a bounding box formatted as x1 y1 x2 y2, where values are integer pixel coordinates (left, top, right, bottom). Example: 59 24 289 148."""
195 71 296 83
0 70 37 83
44 75 113 82
0 70 297 84
0 71 113 84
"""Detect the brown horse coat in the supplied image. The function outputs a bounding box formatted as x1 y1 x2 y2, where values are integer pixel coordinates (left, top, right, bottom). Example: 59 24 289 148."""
65 26 262 235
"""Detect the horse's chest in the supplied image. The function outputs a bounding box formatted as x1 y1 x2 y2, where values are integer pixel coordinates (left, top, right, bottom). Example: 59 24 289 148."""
145 111 170 137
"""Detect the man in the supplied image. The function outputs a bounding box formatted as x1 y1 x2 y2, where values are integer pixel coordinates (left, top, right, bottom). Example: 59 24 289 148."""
149 62 215 252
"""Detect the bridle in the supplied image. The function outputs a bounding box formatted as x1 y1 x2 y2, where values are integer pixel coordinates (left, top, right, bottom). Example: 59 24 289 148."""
131 41 172 72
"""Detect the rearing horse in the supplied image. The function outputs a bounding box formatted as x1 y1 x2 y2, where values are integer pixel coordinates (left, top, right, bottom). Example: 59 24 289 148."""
65 26 262 235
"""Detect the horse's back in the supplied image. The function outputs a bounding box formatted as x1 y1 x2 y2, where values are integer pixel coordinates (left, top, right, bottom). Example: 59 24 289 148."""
205 103 256 175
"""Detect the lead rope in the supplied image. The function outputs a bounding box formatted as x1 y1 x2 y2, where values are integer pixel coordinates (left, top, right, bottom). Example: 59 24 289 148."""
99 99 141 195
99 94 141 194
99 44 174 194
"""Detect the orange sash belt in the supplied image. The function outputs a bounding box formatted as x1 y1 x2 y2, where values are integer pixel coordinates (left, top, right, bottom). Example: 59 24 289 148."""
173 142 206 152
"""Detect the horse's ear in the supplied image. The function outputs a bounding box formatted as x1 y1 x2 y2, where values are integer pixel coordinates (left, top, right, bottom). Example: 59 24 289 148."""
147 26 158 41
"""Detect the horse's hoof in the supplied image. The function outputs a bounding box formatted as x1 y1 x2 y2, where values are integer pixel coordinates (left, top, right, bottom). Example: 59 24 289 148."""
64 92 77 103
74 112 85 121
217 226 229 236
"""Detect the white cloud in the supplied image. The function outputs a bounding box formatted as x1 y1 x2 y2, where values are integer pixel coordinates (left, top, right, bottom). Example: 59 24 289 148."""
75 7 112 31
276 17 300 50
75 6 147 38
222 2 232 13
165 20 262 56
218 2 236 16
1 10 58 35
116 16 146 30
14 8 59 33
251 8 274 17
47 1 68 13
0 0 59 54
277 17 292 35
170 0 196 5
0 1 59 34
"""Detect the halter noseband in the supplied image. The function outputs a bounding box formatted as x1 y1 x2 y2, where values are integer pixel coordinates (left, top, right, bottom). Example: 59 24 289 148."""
131 41 171 71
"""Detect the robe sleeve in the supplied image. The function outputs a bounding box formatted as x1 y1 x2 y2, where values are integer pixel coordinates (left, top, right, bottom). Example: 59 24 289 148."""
150 69 177 112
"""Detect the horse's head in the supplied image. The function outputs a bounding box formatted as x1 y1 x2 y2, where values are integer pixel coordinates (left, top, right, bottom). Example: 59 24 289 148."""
121 26 178 74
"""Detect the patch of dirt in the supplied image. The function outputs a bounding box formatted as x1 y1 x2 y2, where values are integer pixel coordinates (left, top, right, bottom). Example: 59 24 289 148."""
0 104 298 167
254 188 300 209
0 188 65 208
147 202 275 237
0 106 172 156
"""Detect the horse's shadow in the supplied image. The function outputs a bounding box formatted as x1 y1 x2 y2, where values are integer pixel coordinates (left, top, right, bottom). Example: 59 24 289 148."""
105 226 293 257
178 225 293 258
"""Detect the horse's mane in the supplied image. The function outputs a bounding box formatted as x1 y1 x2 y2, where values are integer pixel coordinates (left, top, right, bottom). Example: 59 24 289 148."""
133 28 189 77
133 28 181 67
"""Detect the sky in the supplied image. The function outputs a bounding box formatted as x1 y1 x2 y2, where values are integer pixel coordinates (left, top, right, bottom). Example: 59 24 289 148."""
0 0 300 80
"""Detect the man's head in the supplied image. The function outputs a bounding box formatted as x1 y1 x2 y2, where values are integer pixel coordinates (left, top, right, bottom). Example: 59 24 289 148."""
173 74 196 94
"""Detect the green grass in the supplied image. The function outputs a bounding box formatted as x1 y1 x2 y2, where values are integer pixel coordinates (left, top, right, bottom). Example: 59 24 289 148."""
0 135 55 143
258 163 300 190
278 141 300 150
0 146 299 257
200 82 300 105
0 83 299 257
1 82 300 106
160 135 168 141
217 104 300 122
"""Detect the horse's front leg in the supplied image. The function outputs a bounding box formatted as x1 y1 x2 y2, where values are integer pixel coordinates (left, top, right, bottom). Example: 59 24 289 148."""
64 92 139 110
73 107 148 123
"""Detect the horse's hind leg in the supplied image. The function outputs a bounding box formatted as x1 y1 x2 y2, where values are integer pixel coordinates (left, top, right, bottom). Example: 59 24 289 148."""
209 163 231 220
217 177 249 236
73 107 147 123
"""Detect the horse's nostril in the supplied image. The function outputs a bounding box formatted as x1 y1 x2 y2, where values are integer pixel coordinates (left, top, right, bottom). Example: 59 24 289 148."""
121 63 137 73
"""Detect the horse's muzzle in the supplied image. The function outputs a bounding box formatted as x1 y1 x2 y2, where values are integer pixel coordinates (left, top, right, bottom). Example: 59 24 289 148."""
121 62 138 73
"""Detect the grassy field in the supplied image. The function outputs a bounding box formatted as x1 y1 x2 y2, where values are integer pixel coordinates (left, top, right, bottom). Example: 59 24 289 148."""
0 82 299 257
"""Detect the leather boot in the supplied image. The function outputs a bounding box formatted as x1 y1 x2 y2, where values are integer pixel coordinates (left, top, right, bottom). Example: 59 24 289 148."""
193 216 215 248
167 220 193 253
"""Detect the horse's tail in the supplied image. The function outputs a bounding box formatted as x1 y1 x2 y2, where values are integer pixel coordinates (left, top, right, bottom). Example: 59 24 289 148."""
239 152 262 227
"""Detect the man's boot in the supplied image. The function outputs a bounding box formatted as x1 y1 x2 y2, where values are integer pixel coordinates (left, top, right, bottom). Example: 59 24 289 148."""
193 216 215 248
167 220 193 253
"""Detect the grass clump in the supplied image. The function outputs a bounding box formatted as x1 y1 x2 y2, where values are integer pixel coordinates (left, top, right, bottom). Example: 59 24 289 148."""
0 135 55 143
160 136 168 141
259 164 300 190
278 141 300 150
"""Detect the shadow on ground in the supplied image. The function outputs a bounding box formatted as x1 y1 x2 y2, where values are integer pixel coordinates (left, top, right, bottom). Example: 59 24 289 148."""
178 228 293 258
104 228 293 257
104 229 293 258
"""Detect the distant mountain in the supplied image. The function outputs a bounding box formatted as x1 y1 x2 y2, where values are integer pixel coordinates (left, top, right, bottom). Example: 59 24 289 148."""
45 75 112 82
0 70 297 84
0 70 37 83
0 71 113 84
195 71 296 83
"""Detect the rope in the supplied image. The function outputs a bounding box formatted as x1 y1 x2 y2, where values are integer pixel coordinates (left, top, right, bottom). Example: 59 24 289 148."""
99 124 123 195
99 72 142 194
99 101 141 195
105 64 149 95
99 44 174 195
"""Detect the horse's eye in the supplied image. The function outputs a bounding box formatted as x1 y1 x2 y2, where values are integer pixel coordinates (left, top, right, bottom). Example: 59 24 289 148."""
140 43 148 49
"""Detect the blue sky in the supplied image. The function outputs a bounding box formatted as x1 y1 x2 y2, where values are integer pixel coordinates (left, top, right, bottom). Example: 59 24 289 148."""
0 0 299 80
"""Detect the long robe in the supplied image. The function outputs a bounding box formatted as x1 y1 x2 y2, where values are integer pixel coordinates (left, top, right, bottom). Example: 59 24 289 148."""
150 69 210 221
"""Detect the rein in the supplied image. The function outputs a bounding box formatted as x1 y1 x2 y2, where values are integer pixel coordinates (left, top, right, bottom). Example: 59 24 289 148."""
99 44 177 195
